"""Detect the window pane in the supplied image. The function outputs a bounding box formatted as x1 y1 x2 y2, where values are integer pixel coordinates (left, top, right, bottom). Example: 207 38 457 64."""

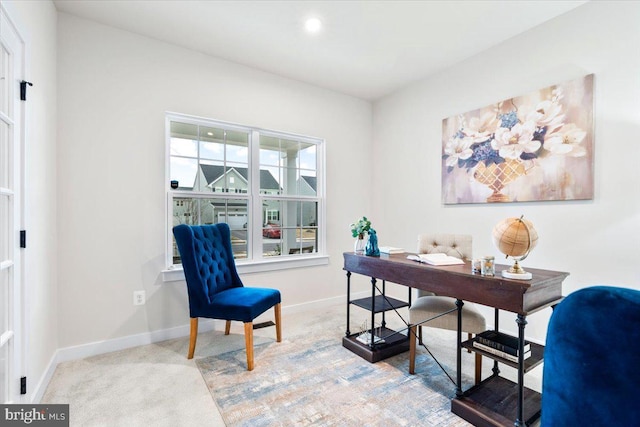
0 341 7 403
0 121 8 189
300 143 317 172
279 140 300 197
300 143 317 196
260 168 281 195
299 175 317 196
0 195 8 262
0 47 8 116
262 199 282 257
274 167 292 196
297 201 319 254
279 138 299 161
172 197 197 228
226 162 249 194
170 157 198 190
225 130 249 164
1 268 7 333
300 201 318 227
259 135 280 166
199 126 225 162
170 137 197 157
170 122 198 157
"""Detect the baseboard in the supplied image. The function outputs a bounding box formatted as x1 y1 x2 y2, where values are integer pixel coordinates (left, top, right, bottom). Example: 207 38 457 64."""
30 353 57 404
31 293 364 403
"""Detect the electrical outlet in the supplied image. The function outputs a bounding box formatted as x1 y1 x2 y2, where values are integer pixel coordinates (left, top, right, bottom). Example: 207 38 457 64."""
133 290 146 306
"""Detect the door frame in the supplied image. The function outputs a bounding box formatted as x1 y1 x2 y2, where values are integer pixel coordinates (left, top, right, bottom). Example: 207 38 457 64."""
0 2 26 404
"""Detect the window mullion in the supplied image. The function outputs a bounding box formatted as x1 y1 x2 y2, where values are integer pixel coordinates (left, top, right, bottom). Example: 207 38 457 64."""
250 129 262 261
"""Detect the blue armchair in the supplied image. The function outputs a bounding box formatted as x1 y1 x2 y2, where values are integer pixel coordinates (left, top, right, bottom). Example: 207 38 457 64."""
542 286 640 425
173 223 282 371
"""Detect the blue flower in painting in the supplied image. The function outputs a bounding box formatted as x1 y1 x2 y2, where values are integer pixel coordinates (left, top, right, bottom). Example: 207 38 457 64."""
458 140 504 170
499 111 519 129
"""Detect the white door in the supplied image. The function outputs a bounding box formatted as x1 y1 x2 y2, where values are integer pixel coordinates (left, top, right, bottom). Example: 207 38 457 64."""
0 6 24 403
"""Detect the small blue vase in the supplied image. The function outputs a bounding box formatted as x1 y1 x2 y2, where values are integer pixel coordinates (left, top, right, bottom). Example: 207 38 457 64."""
365 229 380 257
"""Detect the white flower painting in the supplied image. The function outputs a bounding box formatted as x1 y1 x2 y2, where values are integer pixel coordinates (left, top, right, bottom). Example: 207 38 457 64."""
441 74 594 204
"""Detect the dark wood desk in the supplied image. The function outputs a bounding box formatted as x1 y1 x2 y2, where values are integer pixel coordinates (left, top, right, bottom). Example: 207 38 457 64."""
343 252 569 427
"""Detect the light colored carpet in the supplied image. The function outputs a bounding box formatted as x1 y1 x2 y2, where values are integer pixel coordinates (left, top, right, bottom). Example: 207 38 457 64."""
42 302 500 426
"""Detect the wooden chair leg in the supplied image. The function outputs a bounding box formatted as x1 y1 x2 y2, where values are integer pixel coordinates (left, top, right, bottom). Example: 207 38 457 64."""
188 318 198 359
274 303 282 342
409 325 417 374
225 320 231 335
244 322 254 371
475 353 482 385
418 325 423 345
467 332 472 353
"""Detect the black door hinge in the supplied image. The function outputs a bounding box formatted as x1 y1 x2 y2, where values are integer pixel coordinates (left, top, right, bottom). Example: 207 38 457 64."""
20 230 26 248
20 81 33 101
20 376 26 395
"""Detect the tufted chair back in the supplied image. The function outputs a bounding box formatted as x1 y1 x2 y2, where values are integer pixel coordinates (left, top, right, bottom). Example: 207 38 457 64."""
173 223 244 318
542 286 640 425
416 233 472 298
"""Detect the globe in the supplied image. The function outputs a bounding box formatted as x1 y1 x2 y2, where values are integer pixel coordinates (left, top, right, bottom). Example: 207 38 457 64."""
492 216 538 279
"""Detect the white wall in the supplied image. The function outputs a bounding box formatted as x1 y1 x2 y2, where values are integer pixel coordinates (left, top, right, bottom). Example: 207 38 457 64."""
3 0 58 402
56 13 374 349
372 0 640 344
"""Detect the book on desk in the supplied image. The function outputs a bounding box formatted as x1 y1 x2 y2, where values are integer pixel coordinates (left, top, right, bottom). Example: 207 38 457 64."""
379 246 405 254
406 253 464 266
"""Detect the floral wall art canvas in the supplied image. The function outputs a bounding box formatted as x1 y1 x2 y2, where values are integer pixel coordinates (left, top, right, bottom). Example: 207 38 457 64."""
441 74 594 204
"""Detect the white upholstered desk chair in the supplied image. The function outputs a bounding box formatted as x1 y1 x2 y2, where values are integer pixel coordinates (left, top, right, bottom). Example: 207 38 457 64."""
408 234 486 384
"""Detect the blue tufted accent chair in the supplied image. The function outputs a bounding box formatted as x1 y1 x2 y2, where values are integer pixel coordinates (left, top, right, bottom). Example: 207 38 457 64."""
173 223 282 371
542 286 640 425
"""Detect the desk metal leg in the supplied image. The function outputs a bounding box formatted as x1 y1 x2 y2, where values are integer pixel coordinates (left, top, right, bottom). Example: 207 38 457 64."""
370 277 377 349
492 308 500 376
345 271 351 337
381 280 387 329
455 299 463 398
515 314 528 427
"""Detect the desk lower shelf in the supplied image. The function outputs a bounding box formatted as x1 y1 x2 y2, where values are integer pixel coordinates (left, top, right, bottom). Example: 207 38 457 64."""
452 375 541 427
342 327 409 363
461 338 545 372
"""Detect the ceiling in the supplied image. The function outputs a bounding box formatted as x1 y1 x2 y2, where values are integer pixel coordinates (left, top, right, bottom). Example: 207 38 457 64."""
53 0 587 101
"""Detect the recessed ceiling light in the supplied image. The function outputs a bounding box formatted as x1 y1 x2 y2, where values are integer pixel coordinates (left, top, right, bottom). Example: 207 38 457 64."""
305 17 322 33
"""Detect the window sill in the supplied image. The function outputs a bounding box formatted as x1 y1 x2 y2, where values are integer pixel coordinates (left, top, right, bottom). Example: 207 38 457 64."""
162 255 330 282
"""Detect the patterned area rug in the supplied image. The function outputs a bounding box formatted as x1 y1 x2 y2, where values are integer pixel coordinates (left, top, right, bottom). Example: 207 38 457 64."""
196 326 476 426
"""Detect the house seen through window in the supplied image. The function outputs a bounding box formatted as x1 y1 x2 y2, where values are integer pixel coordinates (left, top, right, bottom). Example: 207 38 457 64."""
167 113 324 269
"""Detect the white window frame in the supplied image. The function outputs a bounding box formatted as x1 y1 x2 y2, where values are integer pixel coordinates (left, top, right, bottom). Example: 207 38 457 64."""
162 112 328 282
